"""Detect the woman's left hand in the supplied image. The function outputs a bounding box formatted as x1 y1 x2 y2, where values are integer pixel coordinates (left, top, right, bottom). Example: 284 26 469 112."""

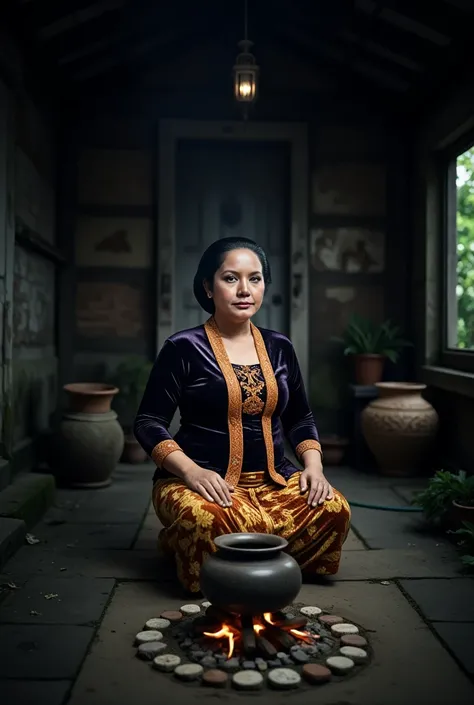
299 467 334 507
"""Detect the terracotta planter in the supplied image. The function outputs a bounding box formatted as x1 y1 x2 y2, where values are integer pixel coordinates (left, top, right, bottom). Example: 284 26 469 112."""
451 500 474 530
200 533 302 616
353 354 385 385
63 383 119 414
121 435 148 464
361 382 439 476
320 435 348 466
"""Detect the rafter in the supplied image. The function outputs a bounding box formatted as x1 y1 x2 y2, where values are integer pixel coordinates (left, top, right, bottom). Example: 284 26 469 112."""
281 28 407 98
355 0 452 45
381 0 469 38
345 6 440 66
69 2 234 82
38 0 125 41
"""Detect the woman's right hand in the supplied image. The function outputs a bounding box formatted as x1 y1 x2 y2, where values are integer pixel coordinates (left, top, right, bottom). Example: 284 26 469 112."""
183 466 234 507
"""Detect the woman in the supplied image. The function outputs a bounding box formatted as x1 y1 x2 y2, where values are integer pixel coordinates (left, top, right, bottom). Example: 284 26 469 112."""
134 237 350 593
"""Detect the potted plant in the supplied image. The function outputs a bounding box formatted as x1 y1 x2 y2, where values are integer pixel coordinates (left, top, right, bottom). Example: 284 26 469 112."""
111 356 152 464
412 469 474 529
451 474 474 529
335 315 411 385
450 521 474 572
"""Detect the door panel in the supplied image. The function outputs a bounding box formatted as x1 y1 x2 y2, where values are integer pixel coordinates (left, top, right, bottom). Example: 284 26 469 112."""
175 140 290 333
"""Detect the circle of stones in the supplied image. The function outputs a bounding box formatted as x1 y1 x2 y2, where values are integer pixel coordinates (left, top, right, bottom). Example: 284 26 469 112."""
133 601 372 691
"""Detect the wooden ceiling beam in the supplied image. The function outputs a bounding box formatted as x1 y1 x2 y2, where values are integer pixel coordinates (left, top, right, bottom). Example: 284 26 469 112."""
381 0 469 39
277 10 417 92
338 29 425 73
68 2 233 82
37 0 125 41
279 29 404 102
51 0 207 70
20 0 102 28
44 9 124 61
403 3 473 113
342 10 441 67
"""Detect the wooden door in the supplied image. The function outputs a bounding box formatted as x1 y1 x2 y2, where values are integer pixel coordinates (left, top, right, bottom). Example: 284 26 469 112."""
175 140 290 333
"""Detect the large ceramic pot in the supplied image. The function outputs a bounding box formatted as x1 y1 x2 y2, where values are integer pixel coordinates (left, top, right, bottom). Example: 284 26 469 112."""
63 383 119 414
200 533 302 616
51 410 124 488
361 382 439 476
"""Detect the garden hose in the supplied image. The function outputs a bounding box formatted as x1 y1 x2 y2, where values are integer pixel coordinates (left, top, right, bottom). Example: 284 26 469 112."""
347 499 423 512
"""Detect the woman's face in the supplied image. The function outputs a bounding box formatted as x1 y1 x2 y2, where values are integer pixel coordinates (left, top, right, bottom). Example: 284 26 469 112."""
207 248 265 323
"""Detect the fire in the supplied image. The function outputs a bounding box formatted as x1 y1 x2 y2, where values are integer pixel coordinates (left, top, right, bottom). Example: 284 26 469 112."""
289 628 316 643
203 625 235 659
201 612 317 659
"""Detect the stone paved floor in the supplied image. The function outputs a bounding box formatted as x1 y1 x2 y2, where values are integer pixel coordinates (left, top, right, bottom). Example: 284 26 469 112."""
1 463 474 705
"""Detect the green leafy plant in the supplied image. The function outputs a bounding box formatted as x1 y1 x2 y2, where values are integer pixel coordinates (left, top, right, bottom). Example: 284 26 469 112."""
450 521 474 570
412 470 474 525
110 356 152 433
334 315 411 363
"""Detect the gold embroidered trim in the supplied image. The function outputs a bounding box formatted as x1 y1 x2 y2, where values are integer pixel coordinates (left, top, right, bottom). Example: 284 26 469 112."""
250 323 286 487
238 471 266 488
296 439 323 461
204 318 244 487
234 365 265 415
204 317 286 488
152 439 182 468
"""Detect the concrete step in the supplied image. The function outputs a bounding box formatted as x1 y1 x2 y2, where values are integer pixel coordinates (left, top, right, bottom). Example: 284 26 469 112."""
0 472 56 570
0 517 26 572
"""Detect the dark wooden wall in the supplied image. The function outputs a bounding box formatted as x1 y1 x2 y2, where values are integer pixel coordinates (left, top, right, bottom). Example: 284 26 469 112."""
65 96 412 437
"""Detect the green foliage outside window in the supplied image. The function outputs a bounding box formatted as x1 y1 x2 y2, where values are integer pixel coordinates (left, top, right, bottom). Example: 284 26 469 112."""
456 148 474 349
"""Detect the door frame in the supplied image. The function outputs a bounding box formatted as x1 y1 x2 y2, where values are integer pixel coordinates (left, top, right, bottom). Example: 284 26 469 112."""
157 119 309 389
0 79 15 469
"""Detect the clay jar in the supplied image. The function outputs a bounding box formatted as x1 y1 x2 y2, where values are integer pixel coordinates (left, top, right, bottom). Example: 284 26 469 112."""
361 382 439 476
50 383 124 488
200 533 302 616
63 383 119 413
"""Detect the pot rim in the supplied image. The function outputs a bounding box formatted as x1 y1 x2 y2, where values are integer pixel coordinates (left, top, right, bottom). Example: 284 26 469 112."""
375 382 427 392
452 499 474 510
214 532 288 554
64 383 119 396
320 435 349 447
354 353 385 360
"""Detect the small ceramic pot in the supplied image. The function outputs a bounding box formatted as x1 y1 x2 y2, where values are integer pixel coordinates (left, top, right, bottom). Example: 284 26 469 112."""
200 533 302 615
320 435 348 466
353 354 385 385
121 435 148 464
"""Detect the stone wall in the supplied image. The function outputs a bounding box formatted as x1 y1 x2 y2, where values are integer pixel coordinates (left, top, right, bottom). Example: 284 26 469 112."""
0 26 59 480
308 124 411 434
71 123 155 391
68 114 411 437
12 94 58 473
